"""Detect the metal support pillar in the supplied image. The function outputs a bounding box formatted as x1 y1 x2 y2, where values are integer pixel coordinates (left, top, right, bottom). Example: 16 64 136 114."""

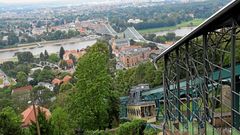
163 54 169 135
176 48 181 122
231 20 240 130
203 33 209 133
185 43 191 122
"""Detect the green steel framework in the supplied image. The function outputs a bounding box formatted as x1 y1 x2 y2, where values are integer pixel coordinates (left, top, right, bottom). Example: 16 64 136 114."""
154 0 240 134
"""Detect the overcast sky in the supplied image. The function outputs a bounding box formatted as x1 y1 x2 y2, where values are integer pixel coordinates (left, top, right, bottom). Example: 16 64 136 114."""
0 0 108 4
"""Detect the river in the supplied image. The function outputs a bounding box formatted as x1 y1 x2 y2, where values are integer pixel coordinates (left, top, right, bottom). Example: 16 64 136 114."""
0 39 97 62
154 27 196 37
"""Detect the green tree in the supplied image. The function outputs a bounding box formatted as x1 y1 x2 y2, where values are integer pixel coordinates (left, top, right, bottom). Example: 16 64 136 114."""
59 83 73 92
16 51 34 63
68 42 113 130
16 71 28 87
51 107 71 135
48 54 60 63
59 60 67 69
0 107 23 135
44 50 49 60
36 69 55 83
29 108 53 135
40 52 45 61
59 47 65 60
69 54 77 65
32 86 54 107
7 32 19 45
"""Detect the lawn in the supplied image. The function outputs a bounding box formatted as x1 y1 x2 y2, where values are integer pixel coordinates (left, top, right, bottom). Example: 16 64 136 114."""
138 19 205 34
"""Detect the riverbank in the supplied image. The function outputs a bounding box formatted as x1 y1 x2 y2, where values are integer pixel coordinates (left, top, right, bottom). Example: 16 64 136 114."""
138 19 204 34
0 39 97 64
0 36 98 53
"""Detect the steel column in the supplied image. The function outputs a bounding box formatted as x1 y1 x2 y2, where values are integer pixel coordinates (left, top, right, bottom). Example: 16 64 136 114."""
231 20 240 130
176 48 181 122
163 54 169 135
185 43 191 122
203 33 209 133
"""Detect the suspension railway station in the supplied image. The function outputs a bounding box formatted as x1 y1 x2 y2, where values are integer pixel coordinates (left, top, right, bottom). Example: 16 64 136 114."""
120 0 240 134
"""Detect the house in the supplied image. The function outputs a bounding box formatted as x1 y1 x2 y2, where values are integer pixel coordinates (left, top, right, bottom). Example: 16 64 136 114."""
63 49 86 60
11 85 33 101
38 82 55 91
32 28 46 35
21 105 51 127
109 38 130 57
62 75 72 84
52 78 62 86
2 36 8 44
12 85 33 95
119 47 151 68
65 59 74 68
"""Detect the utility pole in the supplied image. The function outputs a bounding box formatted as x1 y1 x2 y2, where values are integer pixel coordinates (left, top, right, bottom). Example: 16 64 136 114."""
31 93 41 135
32 103 41 135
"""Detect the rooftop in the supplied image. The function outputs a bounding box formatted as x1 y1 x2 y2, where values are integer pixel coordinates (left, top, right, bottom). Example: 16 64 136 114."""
21 105 51 127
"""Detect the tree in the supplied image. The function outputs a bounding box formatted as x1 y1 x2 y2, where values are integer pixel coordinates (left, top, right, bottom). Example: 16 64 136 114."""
59 83 73 92
69 54 77 65
48 54 60 63
29 108 53 135
36 69 55 83
0 107 23 135
165 32 176 41
59 47 65 60
16 51 34 63
7 33 19 45
40 52 45 61
67 42 113 130
32 86 54 107
44 50 49 60
59 60 67 69
51 107 71 135
16 71 28 87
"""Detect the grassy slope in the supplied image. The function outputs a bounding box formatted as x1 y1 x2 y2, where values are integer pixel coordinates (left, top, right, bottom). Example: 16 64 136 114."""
138 19 205 34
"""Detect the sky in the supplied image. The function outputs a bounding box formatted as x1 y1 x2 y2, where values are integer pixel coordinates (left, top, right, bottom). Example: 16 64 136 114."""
0 0 105 4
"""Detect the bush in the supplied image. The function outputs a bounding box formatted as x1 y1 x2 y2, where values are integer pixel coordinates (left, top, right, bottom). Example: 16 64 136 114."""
117 119 146 135
85 130 111 135
144 128 160 135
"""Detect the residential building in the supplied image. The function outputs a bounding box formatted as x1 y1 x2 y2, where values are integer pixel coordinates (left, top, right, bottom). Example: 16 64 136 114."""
37 82 55 91
62 75 72 84
21 105 51 127
109 38 130 57
65 59 74 68
52 78 62 86
12 85 33 95
63 49 86 60
11 85 33 102
32 27 46 35
119 47 151 68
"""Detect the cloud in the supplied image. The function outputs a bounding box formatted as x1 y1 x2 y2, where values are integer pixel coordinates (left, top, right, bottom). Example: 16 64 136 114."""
0 0 58 4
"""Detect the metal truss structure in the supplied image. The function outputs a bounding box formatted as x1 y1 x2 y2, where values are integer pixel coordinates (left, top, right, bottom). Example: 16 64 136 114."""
154 1 240 134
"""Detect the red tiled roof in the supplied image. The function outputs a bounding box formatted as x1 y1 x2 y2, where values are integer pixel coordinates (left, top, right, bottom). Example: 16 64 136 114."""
12 85 33 94
21 105 51 127
63 75 72 83
52 78 62 85
65 59 74 65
